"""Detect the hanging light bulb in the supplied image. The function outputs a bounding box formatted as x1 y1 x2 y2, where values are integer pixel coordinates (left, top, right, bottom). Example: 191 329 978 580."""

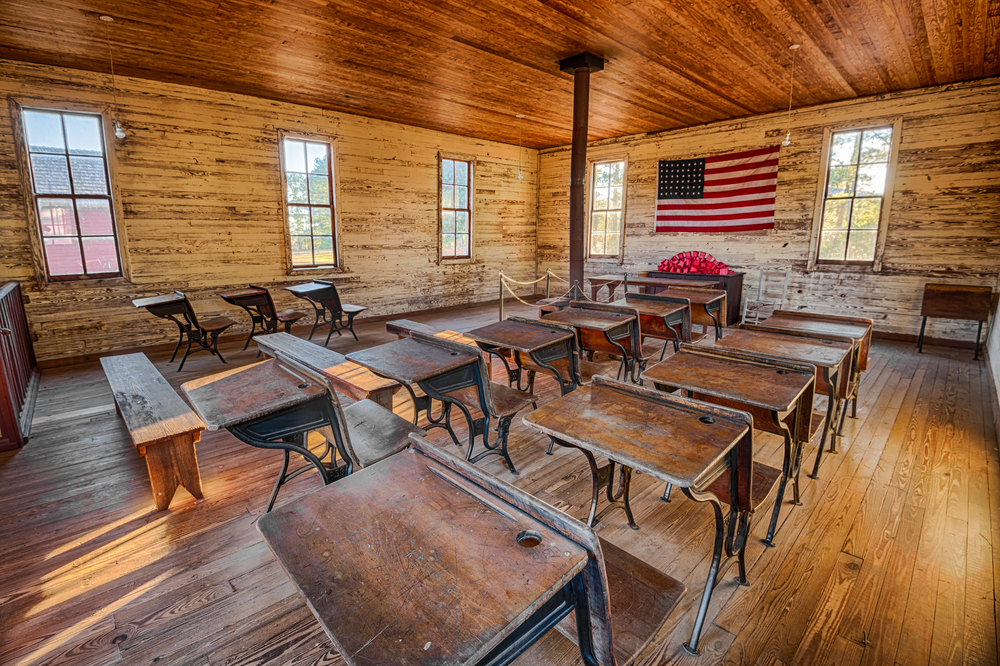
516 114 525 180
781 45 800 147
114 120 126 139
100 16 125 139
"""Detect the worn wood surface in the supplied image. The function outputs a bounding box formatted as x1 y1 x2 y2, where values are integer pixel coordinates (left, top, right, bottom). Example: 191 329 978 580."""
757 310 874 372
257 447 591 666
717 329 851 376
100 352 206 510
255 332 400 409
465 319 575 353
0 301 997 666
920 283 994 322
588 274 716 301
610 295 690 344
346 336 478 384
542 306 636 333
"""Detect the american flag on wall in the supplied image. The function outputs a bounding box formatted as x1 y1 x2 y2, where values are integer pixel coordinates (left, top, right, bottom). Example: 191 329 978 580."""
655 145 780 233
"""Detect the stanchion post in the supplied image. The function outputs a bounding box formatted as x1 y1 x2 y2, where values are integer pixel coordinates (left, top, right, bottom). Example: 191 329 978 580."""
499 274 504 321
545 270 551 299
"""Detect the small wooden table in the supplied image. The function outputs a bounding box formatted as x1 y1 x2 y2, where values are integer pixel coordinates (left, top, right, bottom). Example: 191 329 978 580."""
643 345 815 546
660 287 727 341
715 328 852 478
257 442 605 666
587 274 716 301
610 294 691 359
918 283 993 359
523 376 752 654
182 358 347 511
465 318 577 394
541 305 638 380
255 332 400 410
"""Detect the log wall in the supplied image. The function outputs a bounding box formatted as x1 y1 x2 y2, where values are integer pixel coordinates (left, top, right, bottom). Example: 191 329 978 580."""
538 78 1000 343
0 60 540 362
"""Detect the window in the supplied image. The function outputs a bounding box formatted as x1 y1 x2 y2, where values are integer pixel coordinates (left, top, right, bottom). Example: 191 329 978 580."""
440 157 472 259
588 160 625 258
815 126 895 264
282 137 337 268
22 109 122 280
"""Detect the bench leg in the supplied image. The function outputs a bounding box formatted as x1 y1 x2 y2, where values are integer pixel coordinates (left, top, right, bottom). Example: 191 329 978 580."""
144 433 204 511
368 387 396 411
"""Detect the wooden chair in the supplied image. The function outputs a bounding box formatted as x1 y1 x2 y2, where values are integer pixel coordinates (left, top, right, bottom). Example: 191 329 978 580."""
568 301 648 384
246 285 306 349
741 267 790 325
407 433 686 666
410 331 536 475
308 280 368 343
144 291 237 371
252 352 425 512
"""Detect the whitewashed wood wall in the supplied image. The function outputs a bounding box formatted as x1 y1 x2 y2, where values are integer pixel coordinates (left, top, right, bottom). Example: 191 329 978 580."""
0 60 540 363
538 79 1000 344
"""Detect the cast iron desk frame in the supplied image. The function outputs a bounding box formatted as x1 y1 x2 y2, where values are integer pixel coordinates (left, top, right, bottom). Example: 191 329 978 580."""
346 335 521 473
284 280 365 343
541 305 641 383
132 292 234 372
465 317 579 396
610 294 691 360
523 376 753 655
661 287 727 342
642 344 815 546
218 287 282 352
715 328 853 479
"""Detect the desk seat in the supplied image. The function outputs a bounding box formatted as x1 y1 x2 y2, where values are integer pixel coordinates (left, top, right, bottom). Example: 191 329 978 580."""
200 316 239 332
276 308 306 324
333 398 425 468
704 461 782 511
444 382 536 418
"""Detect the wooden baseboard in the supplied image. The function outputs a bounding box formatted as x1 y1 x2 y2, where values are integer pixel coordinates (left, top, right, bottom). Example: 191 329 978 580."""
37 296 540 370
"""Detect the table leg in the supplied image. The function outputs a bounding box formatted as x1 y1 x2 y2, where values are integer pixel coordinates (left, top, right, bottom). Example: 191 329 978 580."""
681 491 726 656
551 438 637 529
974 320 983 360
809 368 840 479
144 433 204 511
763 410 794 547
917 315 927 353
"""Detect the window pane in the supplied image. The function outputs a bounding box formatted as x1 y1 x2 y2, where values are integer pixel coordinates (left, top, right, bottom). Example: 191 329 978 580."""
851 198 882 229
44 237 83 275
77 199 113 235
288 206 310 235
311 207 332 235
454 160 468 185
313 236 335 264
856 164 887 196
31 154 72 194
308 175 330 204
818 230 848 260
82 236 119 273
606 233 620 254
456 211 468 233
591 234 606 255
455 185 468 210
287 174 308 204
592 211 606 233
827 166 857 197
442 211 455 233
830 132 860 165
456 234 469 256
609 162 623 186
593 186 609 210
69 156 108 194
610 186 623 209
291 235 313 265
606 211 621 232
283 139 307 173
846 230 877 261
442 184 454 208
64 115 104 155
24 111 65 153
822 199 851 230
440 159 453 185
38 198 77 236
306 142 328 174
595 164 610 187
860 129 892 164
442 234 455 257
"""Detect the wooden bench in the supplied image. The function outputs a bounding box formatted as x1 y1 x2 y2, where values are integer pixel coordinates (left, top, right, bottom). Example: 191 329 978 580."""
101 353 206 511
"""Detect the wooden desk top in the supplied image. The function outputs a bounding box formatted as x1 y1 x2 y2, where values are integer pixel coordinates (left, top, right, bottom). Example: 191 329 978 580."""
218 287 267 300
101 353 205 447
610 297 687 318
756 312 872 343
465 319 574 352
716 329 851 369
643 347 813 413
257 448 589 666
284 281 337 297
523 379 748 489
542 307 635 332
132 293 184 309
920 283 993 322
181 360 325 431
660 288 726 305
346 337 478 384
255 333 399 394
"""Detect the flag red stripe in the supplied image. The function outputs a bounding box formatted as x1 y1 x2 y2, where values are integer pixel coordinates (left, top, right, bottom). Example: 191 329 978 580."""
657 209 774 222
704 146 780 163
657 197 775 211
654 222 775 233
703 172 776 187
704 158 780 175
701 184 776 198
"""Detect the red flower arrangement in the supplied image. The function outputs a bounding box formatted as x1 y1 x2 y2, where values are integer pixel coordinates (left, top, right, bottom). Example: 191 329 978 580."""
657 251 730 275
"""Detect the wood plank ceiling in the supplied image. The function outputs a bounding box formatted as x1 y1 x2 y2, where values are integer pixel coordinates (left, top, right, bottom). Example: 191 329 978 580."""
0 0 996 148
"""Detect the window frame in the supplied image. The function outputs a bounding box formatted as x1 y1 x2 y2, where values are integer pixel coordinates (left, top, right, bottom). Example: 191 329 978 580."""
278 130 344 274
11 99 130 285
438 152 476 263
807 117 902 272
585 157 628 262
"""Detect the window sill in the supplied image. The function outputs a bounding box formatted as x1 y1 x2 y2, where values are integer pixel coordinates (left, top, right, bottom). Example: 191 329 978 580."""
806 262 878 275
438 257 478 266
42 275 129 288
288 265 350 276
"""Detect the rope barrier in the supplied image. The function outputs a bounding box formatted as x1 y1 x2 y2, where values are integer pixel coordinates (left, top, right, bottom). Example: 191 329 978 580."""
498 271 550 286
500 278 542 307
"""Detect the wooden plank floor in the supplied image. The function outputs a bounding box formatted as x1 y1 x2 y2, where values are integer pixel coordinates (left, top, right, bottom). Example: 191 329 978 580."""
1 302 997 666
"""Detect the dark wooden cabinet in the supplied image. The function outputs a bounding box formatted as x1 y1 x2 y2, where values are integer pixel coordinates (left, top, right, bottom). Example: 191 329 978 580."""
648 271 745 326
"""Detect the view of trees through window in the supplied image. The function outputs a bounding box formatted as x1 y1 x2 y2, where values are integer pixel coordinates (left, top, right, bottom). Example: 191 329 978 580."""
589 161 625 257
817 127 893 263
440 158 471 259
23 109 121 280
283 138 337 267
